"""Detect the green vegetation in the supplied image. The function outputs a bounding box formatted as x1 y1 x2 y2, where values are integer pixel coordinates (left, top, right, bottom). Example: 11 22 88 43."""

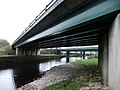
0 39 14 55
0 39 10 48
40 49 58 54
42 57 101 90
71 58 98 68
40 54 61 56
42 82 79 90
87 55 98 59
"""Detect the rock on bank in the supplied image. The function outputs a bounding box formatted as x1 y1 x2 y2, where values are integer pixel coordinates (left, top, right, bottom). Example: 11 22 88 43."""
17 64 78 90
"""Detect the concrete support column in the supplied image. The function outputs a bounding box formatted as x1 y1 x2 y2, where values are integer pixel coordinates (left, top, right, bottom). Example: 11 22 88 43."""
108 14 120 90
16 48 23 56
34 49 36 55
102 35 108 84
30 50 32 55
31 49 35 56
83 51 85 59
37 49 41 55
22 49 26 56
80 51 82 58
98 34 108 84
66 51 70 63
24 50 27 56
98 43 102 74
25 50 29 56
35 49 38 56
31 50 33 55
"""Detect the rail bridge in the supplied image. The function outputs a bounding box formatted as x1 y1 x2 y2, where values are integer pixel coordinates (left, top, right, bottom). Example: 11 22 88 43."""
12 0 120 90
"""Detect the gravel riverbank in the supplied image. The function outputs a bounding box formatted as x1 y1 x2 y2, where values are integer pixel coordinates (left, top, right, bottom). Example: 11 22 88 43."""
17 62 108 90
17 64 78 90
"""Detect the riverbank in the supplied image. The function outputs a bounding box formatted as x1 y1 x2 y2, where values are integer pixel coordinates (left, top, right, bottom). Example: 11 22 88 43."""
17 64 78 90
43 58 108 90
17 58 108 90
0 55 62 69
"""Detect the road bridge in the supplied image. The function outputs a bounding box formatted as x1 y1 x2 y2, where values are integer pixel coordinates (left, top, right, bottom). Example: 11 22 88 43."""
12 0 120 90
58 47 98 62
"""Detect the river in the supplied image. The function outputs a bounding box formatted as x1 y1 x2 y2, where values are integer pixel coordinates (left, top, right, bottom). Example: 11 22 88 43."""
0 57 81 90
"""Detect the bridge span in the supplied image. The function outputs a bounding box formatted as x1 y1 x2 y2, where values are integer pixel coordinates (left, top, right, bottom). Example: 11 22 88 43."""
58 47 98 61
12 0 120 90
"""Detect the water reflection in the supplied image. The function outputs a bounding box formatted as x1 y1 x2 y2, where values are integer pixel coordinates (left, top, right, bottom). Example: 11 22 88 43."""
14 63 41 87
39 57 81 72
0 69 16 90
0 57 82 89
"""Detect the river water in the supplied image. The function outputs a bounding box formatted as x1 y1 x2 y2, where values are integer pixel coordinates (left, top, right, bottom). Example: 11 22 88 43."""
0 57 81 90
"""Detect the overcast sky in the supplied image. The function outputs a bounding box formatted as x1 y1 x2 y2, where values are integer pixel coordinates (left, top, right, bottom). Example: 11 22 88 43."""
0 0 51 45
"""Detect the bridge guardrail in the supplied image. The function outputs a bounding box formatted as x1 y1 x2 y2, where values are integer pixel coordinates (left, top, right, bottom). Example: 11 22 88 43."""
13 0 62 44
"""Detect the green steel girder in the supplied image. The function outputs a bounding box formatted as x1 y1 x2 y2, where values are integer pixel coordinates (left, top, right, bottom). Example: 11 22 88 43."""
14 0 120 48
58 48 98 52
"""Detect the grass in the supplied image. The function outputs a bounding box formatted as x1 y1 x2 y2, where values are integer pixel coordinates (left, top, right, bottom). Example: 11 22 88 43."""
40 54 60 56
42 82 80 90
71 58 98 68
42 57 101 90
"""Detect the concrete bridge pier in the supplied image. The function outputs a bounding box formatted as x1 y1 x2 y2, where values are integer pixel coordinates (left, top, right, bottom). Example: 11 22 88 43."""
26 49 38 56
26 49 30 56
37 49 41 55
34 49 39 56
98 34 108 84
35 49 38 56
108 13 120 90
66 51 70 63
24 49 27 56
22 49 26 56
22 49 30 56
16 48 23 56
31 49 36 56
83 51 85 59
16 48 39 56
80 51 82 58
99 14 120 90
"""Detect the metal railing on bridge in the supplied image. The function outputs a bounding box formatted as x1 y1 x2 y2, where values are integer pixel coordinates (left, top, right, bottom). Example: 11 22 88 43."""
13 0 64 44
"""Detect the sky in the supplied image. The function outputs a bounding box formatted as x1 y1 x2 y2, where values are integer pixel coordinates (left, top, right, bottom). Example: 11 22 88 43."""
0 0 51 45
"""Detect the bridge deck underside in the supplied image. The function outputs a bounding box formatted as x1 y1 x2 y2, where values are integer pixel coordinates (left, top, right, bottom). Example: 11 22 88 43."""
12 0 120 49
21 12 117 49
13 0 91 47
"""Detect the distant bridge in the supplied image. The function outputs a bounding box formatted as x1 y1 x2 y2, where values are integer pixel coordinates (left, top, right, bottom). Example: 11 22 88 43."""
58 47 98 61
58 47 98 52
12 0 120 89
